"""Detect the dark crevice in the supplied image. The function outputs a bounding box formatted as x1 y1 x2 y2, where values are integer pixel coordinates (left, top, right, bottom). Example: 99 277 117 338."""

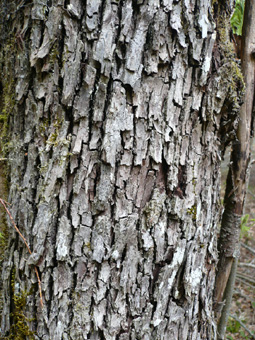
178 220 186 240
151 297 157 320
65 107 74 136
197 295 204 332
111 158 120 223
21 142 29 180
92 162 101 202
58 73 64 98
136 219 142 252
97 0 107 36
88 61 101 146
122 83 133 105
120 245 127 264
120 130 126 152
164 246 174 264
150 263 161 297
66 175 74 221
150 261 168 320
144 22 154 53
29 153 41 243
64 0 69 8
115 0 124 45
110 216 115 248
67 271 77 330
101 74 113 137
174 164 187 199
57 23 65 73
38 20 46 49
198 93 206 124
115 53 122 75
97 329 106 340
158 155 169 194
171 261 187 307
131 0 141 14
9 265 16 333
46 268 54 318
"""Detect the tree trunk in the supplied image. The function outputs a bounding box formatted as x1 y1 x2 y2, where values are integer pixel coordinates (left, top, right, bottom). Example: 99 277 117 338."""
214 0 255 337
0 0 243 339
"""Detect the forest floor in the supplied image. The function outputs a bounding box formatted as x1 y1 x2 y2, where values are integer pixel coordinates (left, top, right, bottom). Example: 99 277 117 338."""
222 146 255 340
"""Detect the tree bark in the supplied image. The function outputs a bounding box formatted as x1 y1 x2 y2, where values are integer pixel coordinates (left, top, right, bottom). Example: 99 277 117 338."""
0 0 244 339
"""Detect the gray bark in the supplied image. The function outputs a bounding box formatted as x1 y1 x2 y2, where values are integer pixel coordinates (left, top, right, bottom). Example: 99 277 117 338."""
0 0 243 339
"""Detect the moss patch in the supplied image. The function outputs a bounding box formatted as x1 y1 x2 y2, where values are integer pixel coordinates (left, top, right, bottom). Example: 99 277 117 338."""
2 271 36 340
8 291 35 340
0 36 16 158
187 205 197 221
213 4 245 150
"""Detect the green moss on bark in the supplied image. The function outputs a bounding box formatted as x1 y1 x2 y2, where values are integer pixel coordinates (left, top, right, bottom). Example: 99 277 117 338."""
2 271 36 340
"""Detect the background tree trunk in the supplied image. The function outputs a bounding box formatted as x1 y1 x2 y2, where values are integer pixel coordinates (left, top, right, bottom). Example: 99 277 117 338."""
214 0 255 337
0 0 243 339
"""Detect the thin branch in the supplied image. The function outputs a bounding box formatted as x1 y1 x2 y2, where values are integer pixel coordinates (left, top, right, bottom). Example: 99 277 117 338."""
238 262 255 268
233 289 249 299
247 189 255 198
0 198 43 307
236 272 255 285
0 199 32 254
241 242 255 255
229 314 255 339
236 276 255 289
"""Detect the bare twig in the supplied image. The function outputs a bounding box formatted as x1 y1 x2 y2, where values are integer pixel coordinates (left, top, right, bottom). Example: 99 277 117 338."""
241 242 255 255
233 289 249 299
238 262 255 269
236 276 255 289
236 272 255 285
229 314 255 339
248 190 255 198
0 198 43 307
0 199 32 254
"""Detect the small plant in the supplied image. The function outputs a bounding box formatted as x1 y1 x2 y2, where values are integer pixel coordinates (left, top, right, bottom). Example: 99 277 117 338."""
231 0 245 36
226 336 234 340
227 316 241 333
240 214 255 239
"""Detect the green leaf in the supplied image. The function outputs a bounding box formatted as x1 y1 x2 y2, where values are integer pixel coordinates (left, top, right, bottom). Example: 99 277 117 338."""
240 213 254 238
241 214 249 225
231 0 245 36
